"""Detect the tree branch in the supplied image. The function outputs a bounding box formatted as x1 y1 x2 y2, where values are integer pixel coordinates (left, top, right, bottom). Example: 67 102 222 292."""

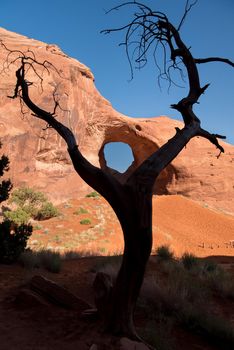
197 128 226 154
127 122 200 188
177 0 198 31
106 1 231 190
9 59 125 212
195 57 234 68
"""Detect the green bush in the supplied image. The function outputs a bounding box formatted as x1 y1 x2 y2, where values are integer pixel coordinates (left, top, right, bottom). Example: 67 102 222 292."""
4 207 31 225
80 218 92 225
0 220 32 264
156 245 174 261
73 207 88 215
9 187 46 216
0 142 13 204
36 202 59 220
5 187 58 222
86 191 100 198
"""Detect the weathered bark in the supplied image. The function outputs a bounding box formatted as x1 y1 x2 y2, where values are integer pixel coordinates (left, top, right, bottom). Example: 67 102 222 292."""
105 191 153 336
90 179 153 336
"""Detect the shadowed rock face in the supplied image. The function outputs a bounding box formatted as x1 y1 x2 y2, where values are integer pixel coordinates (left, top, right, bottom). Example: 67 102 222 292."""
0 27 233 214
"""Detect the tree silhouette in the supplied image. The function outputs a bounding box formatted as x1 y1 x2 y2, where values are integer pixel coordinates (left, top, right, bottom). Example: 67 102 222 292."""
0 143 32 264
1 0 233 342
0 142 13 204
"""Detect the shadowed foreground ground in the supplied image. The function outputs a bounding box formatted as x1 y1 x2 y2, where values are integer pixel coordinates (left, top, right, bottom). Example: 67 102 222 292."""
0 255 233 350
0 194 233 349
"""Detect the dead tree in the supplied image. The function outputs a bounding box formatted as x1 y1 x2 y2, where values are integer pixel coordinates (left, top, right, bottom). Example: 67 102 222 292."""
2 0 233 341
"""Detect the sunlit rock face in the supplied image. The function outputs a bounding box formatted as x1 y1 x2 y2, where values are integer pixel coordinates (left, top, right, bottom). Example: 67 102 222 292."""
0 27 233 213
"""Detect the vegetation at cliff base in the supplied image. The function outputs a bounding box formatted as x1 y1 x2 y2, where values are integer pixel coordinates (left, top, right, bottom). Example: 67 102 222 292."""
4 187 59 224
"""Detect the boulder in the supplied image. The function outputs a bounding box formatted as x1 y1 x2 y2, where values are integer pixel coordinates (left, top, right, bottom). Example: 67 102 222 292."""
29 275 92 312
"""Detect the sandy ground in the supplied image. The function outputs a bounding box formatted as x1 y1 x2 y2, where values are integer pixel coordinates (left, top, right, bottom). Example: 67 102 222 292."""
153 195 234 257
26 194 234 258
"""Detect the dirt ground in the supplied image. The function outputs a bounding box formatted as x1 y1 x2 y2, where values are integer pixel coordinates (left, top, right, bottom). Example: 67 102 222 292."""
0 194 234 349
26 194 234 258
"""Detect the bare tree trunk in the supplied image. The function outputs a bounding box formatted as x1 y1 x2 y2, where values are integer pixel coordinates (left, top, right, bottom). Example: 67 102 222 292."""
106 226 152 337
94 186 153 338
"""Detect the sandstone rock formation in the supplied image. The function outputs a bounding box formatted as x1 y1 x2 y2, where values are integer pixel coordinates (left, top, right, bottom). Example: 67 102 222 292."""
0 27 233 213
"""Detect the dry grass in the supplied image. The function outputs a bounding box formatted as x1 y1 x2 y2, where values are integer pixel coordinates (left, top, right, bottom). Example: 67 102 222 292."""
139 249 234 349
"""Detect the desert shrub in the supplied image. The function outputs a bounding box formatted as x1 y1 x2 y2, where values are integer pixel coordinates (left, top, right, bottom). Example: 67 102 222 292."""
178 303 234 349
181 252 198 270
0 142 13 204
63 250 83 260
80 218 92 225
205 266 234 299
98 247 106 254
0 220 32 264
0 179 12 203
19 249 62 273
73 207 88 215
33 224 43 230
19 249 40 269
86 191 100 198
156 245 174 261
140 255 234 349
36 202 59 220
202 259 218 273
37 249 62 273
5 187 58 222
63 250 94 259
10 187 46 210
4 207 31 225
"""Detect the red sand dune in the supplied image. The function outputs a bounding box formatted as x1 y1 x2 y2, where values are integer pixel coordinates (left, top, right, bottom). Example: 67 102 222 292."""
153 195 234 257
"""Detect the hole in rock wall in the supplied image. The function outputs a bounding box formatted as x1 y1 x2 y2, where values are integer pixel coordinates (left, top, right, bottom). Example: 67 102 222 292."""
103 142 134 173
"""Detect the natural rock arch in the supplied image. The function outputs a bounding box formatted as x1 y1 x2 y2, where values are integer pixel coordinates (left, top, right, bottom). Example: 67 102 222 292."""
101 141 134 172
98 127 177 194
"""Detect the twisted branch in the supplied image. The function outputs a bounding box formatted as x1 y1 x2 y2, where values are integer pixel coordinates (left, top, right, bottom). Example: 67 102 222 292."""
103 1 232 187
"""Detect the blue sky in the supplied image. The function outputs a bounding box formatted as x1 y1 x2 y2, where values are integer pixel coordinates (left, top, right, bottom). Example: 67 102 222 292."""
0 0 233 172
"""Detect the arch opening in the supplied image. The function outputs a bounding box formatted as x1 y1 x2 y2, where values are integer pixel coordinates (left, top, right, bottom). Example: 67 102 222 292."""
103 142 134 173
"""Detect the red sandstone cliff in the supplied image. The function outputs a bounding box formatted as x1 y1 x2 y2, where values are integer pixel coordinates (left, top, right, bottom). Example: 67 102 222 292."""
0 28 233 214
